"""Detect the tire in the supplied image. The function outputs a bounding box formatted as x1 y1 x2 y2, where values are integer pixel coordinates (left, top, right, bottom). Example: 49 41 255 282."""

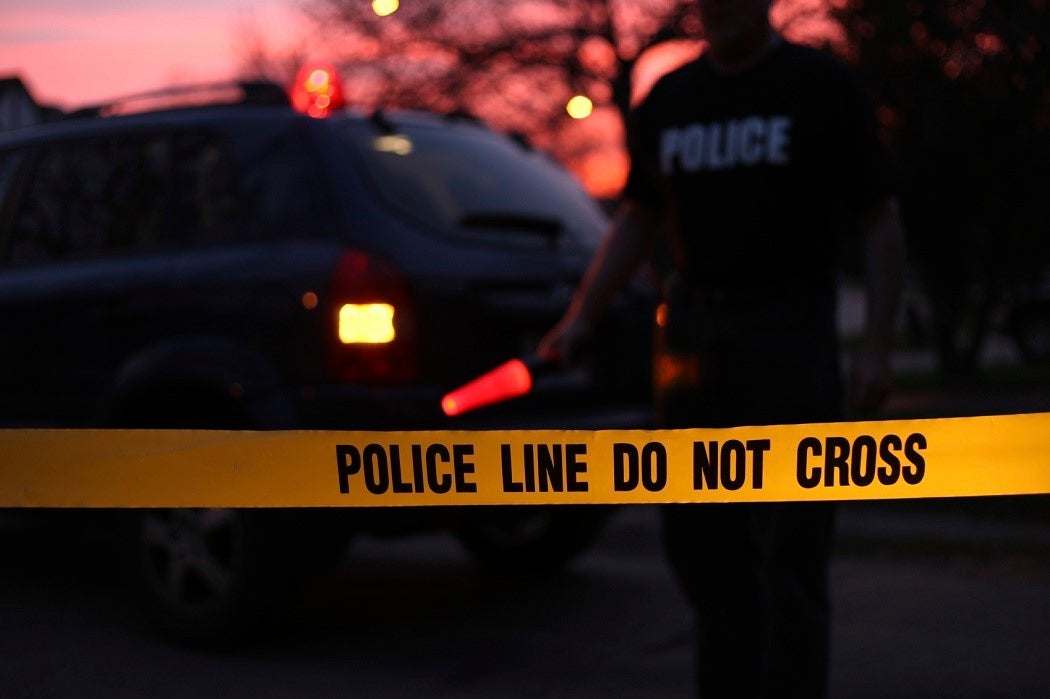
456 505 613 577
111 389 349 646
122 508 317 646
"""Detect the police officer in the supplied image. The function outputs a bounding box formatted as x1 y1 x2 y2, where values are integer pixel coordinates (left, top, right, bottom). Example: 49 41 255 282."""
539 1 906 696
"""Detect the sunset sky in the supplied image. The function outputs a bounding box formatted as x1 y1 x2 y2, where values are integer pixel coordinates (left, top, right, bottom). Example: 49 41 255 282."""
0 0 841 196
0 0 653 194
1 0 308 110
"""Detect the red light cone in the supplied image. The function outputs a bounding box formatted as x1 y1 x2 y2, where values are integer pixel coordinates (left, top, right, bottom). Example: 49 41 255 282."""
441 358 535 417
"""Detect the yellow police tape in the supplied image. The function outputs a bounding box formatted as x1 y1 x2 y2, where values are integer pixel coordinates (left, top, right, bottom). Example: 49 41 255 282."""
2 412 1049 508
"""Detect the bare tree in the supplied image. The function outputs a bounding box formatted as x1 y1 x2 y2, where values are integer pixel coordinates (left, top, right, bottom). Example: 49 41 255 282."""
239 0 841 192
301 1 699 148
234 9 312 84
831 0 1050 378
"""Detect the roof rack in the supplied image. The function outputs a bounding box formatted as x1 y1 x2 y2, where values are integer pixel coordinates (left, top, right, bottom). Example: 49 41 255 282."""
442 109 483 125
369 108 396 134
65 80 290 120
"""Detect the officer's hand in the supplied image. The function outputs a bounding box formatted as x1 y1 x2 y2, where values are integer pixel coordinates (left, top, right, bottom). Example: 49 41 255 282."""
537 313 592 367
848 341 892 414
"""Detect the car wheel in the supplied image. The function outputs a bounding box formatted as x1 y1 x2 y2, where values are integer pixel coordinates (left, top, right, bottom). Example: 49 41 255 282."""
111 391 348 644
123 506 352 646
123 507 306 646
456 506 613 577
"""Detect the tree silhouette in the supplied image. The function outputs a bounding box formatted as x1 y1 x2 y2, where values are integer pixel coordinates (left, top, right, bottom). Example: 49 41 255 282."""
294 0 699 189
831 0 1050 377
239 0 841 194
315 2 696 122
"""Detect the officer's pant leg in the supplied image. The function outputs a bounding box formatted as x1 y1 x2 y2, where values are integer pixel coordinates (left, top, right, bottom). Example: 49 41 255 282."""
661 501 835 698
662 503 762 697
756 502 836 697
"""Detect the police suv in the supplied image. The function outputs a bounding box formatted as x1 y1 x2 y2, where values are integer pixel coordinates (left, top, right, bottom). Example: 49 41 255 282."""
0 76 653 643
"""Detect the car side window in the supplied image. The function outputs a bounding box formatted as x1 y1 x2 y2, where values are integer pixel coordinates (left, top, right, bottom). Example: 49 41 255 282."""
2 130 243 266
0 149 24 204
0 149 27 257
91 136 169 253
167 131 242 246
238 124 334 241
4 145 64 264
4 136 164 263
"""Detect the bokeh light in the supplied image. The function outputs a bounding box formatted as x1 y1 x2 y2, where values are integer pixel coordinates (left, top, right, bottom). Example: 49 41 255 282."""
566 95 593 119
372 0 400 17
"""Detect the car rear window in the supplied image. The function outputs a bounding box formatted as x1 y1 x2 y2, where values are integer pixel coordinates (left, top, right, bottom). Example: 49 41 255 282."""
339 118 606 250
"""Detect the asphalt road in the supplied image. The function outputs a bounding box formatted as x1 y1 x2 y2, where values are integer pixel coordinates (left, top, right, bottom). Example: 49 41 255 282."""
3 343 1049 698
2 498 1048 698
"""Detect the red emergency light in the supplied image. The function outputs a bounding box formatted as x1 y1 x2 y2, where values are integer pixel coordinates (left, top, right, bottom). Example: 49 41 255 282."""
289 62 345 118
441 356 549 417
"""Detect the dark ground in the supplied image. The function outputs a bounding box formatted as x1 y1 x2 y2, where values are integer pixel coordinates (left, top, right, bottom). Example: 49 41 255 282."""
1 354 1048 697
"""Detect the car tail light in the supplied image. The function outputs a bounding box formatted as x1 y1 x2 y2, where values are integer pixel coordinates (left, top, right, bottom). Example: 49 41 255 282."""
338 303 396 344
325 250 420 384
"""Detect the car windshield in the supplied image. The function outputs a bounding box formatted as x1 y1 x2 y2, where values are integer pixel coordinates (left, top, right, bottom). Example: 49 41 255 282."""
339 117 606 250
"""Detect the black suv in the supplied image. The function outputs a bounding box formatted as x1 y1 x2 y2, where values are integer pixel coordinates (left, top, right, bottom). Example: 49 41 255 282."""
0 82 653 642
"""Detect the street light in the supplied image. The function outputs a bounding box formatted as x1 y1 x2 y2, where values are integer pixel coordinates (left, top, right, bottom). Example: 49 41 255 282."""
566 94 593 120
372 0 399 16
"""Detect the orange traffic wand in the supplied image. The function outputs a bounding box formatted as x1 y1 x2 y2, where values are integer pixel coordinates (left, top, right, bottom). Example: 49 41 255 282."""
441 356 551 417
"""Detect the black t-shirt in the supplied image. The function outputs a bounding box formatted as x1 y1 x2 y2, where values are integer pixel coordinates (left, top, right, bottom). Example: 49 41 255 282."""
625 40 892 300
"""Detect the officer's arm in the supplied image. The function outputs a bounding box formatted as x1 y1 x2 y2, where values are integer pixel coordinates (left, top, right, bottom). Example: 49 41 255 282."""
850 196 906 411
538 198 657 361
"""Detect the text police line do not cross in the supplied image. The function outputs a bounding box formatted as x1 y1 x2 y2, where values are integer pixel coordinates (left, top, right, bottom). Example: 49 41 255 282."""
334 432 928 497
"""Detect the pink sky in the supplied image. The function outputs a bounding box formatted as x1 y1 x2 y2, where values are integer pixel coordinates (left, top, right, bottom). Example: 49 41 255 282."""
1 1 842 196
1 0 308 110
